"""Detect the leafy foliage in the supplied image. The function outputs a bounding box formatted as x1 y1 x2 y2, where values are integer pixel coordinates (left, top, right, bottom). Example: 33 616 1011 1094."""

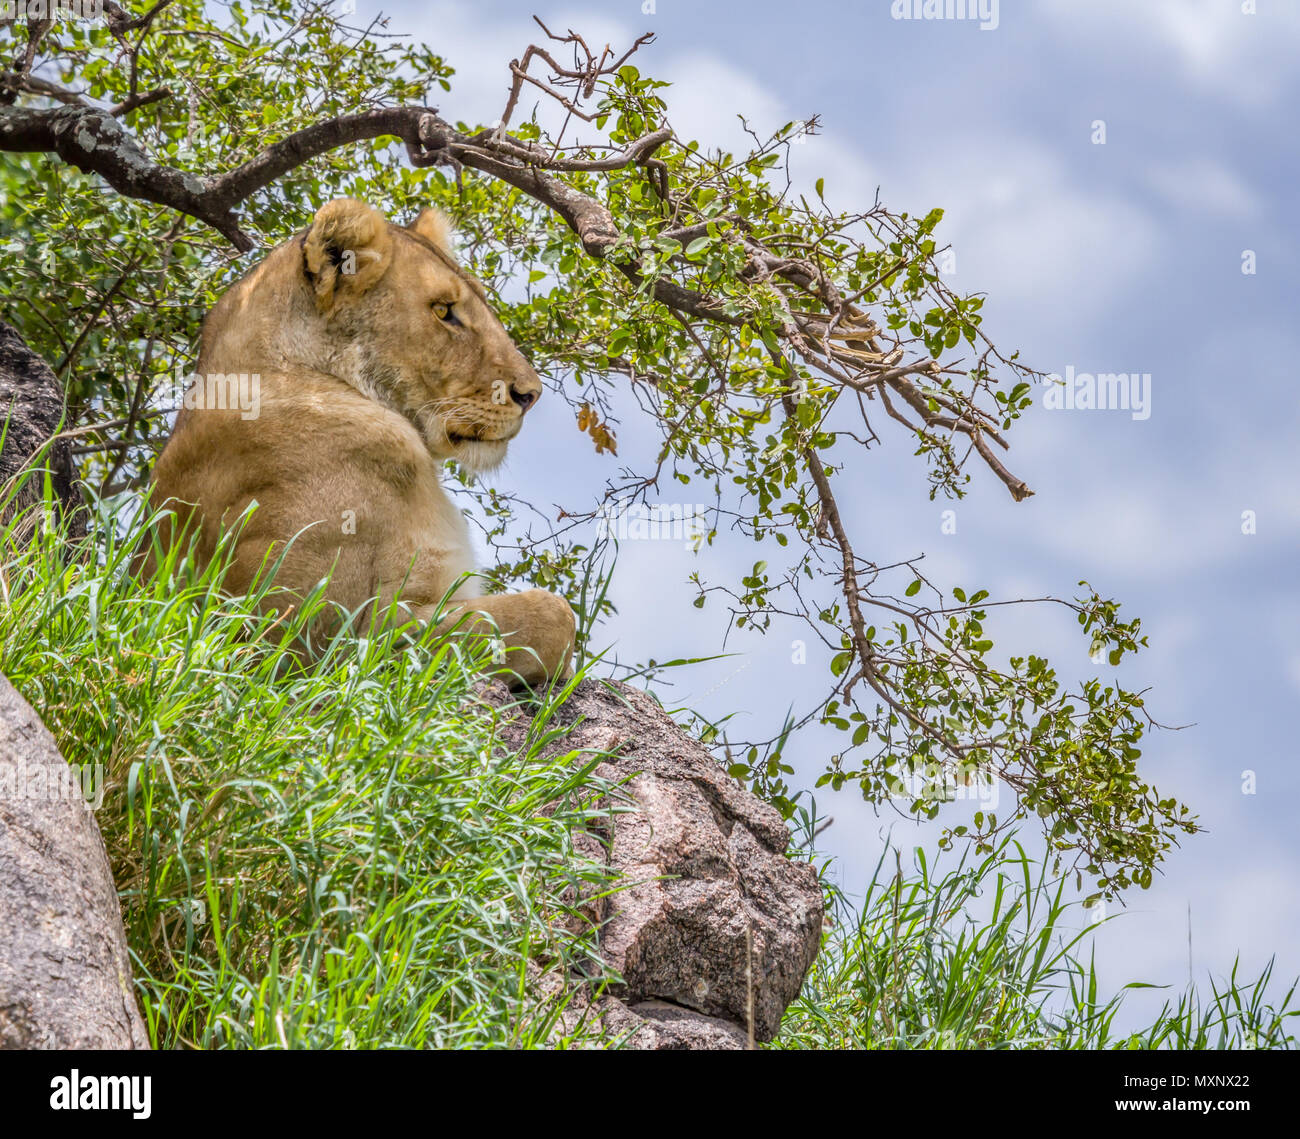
0 3 1195 895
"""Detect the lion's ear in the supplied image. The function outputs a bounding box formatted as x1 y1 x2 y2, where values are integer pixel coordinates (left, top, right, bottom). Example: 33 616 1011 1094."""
302 198 393 313
409 208 455 259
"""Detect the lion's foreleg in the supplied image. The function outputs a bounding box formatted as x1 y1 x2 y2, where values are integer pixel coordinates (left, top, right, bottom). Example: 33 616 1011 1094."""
428 589 576 688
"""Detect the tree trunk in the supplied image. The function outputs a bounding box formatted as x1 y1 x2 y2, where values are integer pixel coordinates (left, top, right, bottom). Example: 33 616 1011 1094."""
0 318 85 543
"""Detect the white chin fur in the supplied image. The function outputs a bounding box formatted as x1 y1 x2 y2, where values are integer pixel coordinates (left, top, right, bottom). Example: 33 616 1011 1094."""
453 438 508 472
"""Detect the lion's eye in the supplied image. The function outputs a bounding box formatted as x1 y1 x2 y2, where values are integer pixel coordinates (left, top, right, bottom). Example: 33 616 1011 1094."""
431 301 459 325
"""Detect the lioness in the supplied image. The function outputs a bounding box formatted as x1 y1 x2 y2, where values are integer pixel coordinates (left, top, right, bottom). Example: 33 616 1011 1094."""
144 197 575 686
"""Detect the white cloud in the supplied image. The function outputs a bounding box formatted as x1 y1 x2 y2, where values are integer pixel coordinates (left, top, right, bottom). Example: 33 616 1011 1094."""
384 1 638 131
956 180 1160 321
783 120 1165 331
1142 156 1260 218
1014 475 1235 579
1040 0 1300 106
657 52 788 154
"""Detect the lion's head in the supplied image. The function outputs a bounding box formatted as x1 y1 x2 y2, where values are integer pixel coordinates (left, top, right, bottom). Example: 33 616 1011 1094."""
205 197 542 473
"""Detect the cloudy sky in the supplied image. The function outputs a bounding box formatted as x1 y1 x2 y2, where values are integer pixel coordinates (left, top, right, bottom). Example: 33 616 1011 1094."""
376 0 1300 1027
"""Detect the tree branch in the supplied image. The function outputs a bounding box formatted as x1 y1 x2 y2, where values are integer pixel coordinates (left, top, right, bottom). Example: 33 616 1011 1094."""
0 29 1031 499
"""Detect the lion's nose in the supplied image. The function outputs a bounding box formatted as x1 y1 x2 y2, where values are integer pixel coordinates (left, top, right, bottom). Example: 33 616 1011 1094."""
510 384 538 412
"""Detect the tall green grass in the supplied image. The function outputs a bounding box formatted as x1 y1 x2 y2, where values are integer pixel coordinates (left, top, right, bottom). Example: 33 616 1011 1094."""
0 492 620 1047
775 826 1298 1049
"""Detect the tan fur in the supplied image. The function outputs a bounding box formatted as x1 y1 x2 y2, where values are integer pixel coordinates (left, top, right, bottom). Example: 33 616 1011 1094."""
144 197 574 686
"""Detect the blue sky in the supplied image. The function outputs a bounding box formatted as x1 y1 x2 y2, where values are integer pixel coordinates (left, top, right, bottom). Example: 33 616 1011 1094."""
381 0 1300 1024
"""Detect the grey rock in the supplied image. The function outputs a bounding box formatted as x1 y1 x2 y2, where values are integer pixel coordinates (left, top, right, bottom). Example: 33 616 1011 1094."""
599 997 751 1050
491 677 823 1045
0 675 148 1049
528 964 750 1049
